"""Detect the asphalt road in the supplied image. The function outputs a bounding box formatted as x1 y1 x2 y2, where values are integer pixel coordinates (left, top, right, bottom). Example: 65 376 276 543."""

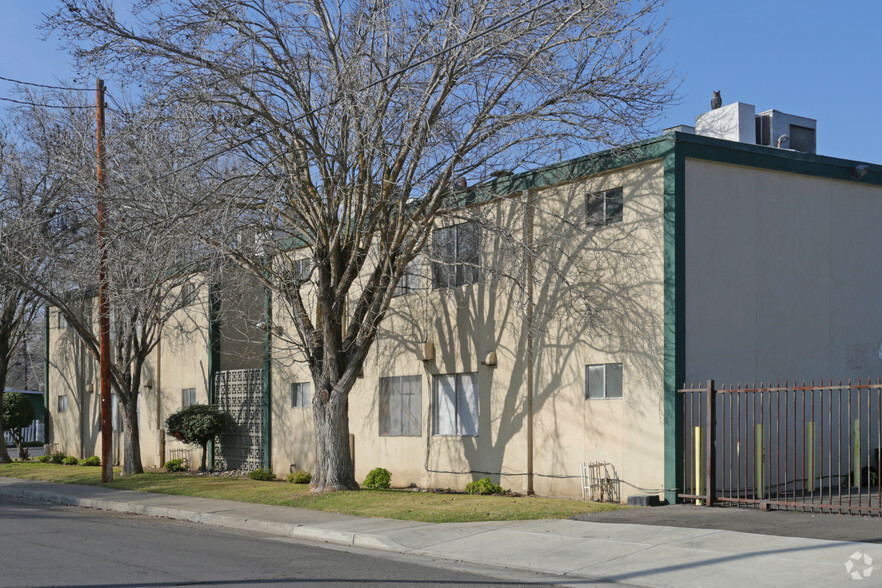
0 495 569 587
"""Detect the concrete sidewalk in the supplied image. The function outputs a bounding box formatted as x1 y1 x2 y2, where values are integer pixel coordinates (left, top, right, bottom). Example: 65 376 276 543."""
0 477 876 587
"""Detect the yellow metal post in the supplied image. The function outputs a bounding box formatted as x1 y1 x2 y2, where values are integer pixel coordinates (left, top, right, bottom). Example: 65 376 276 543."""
695 426 704 505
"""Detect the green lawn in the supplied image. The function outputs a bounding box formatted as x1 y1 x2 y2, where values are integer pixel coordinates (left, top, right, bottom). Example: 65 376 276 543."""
0 462 630 523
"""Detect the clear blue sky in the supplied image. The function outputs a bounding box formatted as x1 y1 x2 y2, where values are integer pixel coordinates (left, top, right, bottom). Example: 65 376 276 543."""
1 1 879 163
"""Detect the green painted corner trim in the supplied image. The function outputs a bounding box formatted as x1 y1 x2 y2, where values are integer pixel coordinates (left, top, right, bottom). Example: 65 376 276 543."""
207 283 221 468
44 305 51 444
662 143 685 505
262 282 272 470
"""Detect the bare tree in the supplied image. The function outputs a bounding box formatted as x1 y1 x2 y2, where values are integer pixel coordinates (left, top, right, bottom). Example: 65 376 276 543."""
6 88 218 474
0 123 66 463
49 0 676 490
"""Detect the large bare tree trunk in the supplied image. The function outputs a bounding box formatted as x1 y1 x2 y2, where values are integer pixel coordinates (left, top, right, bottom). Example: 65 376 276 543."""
311 385 358 492
120 395 143 475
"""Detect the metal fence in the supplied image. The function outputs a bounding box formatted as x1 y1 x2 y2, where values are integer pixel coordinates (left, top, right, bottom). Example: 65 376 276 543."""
679 379 882 515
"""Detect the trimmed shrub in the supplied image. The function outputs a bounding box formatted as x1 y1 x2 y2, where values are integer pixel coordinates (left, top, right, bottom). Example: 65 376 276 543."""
164 458 186 472
464 477 504 495
78 456 101 467
249 468 276 481
286 470 312 484
2 391 35 460
165 404 229 471
49 452 67 464
61 456 79 466
37 454 51 463
363 467 392 489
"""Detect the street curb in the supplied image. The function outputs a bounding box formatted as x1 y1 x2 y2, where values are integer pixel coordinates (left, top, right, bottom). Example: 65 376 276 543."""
0 484 410 555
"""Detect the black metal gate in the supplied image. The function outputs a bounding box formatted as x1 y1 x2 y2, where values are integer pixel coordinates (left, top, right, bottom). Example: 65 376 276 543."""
679 379 882 515
214 368 264 471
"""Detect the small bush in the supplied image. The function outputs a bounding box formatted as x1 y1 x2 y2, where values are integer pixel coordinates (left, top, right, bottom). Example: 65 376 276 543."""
37 454 51 463
249 468 276 481
78 456 101 467
164 458 186 472
61 456 79 466
49 452 67 464
464 477 504 495
286 470 312 484
363 467 392 489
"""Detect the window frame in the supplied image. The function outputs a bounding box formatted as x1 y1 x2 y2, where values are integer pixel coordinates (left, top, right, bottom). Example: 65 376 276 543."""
586 187 624 227
393 257 422 297
291 382 311 408
58 394 68 413
294 258 312 283
379 375 422 436
433 372 479 436
585 363 623 400
181 387 197 408
432 222 480 289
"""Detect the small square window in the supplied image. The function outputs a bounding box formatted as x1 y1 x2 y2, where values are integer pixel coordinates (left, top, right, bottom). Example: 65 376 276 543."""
57 312 67 330
180 282 197 306
586 188 623 227
394 257 422 297
586 363 623 399
291 382 311 408
58 395 68 413
181 388 197 407
294 258 312 282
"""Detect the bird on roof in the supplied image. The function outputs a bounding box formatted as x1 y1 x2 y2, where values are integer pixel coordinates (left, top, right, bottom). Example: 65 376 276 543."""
711 90 722 110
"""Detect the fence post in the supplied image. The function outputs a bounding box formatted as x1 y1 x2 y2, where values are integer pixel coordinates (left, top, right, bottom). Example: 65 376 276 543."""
706 379 716 507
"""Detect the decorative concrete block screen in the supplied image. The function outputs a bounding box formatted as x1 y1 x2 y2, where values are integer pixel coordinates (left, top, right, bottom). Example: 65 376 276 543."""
214 368 264 471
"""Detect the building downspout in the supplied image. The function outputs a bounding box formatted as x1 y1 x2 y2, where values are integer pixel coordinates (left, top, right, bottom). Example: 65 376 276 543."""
524 189 535 495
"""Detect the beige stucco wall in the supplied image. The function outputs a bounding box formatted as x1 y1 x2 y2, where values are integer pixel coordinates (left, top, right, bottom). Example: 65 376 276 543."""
684 159 882 385
271 160 667 499
46 282 212 469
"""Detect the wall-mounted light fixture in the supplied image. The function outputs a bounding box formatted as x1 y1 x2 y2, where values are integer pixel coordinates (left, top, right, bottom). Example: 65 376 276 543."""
144 378 154 389
86 383 94 393
481 351 498 367
421 340 435 362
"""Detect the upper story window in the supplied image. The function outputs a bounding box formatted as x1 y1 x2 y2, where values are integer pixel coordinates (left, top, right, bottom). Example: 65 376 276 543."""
294 258 312 282
586 187 623 227
585 363 623 399
394 257 422 297
180 282 197 306
432 222 480 289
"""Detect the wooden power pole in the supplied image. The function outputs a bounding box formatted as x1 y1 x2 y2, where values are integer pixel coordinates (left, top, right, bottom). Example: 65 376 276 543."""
96 78 112 483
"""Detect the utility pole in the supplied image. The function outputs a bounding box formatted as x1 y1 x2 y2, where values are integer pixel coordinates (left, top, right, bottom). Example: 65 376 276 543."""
96 78 112 483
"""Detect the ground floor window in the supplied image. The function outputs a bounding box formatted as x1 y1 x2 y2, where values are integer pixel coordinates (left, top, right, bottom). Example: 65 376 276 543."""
434 373 478 436
379 375 421 436
58 395 68 413
585 363 623 399
291 382 310 408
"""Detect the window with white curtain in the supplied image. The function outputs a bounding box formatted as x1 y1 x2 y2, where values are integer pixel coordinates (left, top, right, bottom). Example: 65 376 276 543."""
434 373 478 436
